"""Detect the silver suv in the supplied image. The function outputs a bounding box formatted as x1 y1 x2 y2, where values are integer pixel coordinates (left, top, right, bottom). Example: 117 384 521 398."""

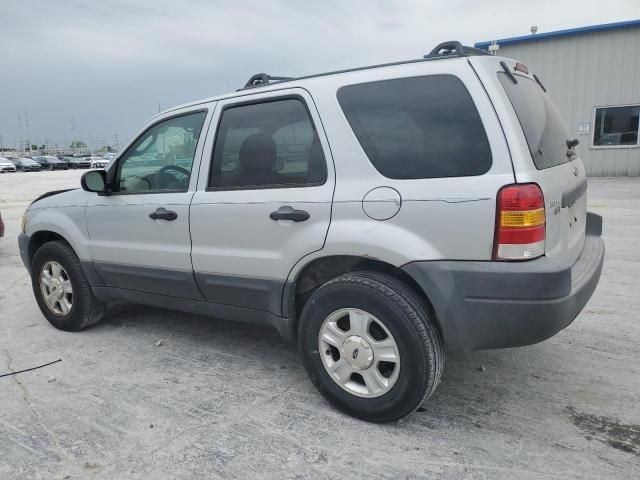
18 42 604 422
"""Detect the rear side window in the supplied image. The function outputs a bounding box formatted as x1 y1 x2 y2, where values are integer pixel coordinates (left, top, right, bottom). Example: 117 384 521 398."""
498 73 572 169
337 75 492 179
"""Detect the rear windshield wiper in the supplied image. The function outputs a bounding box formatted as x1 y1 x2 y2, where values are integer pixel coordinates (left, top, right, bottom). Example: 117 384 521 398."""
533 73 547 92
566 138 579 158
500 61 518 84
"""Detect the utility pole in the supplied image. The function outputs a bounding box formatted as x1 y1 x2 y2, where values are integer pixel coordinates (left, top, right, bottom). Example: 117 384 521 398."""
17 111 23 154
25 111 31 156
113 133 119 151
70 117 76 154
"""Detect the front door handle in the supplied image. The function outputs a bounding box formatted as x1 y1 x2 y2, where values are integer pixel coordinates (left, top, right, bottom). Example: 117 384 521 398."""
269 206 310 222
149 207 178 221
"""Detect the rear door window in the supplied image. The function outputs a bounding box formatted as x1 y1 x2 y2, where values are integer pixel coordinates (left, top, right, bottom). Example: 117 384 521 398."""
337 75 492 179
209 98 327 189
498 73 572 169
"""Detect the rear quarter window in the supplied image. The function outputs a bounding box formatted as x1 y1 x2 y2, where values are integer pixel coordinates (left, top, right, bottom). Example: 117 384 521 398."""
337 74 492 179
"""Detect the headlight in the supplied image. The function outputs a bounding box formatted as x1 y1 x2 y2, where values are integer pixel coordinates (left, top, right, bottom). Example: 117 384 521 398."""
21 212 28 233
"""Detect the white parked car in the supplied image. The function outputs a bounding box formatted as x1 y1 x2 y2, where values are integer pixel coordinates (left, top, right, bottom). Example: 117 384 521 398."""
18 42 604 422
87 156 110 169
0 157 17 173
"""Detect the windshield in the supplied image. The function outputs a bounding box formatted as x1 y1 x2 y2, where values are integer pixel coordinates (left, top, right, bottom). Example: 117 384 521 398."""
498 73 572 170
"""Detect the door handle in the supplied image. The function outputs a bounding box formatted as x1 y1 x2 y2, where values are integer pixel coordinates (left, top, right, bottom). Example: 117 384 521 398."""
149 207 178 221
269 206 310 222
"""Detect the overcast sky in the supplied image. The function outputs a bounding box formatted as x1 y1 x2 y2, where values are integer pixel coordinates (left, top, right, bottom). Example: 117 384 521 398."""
1 0 638 150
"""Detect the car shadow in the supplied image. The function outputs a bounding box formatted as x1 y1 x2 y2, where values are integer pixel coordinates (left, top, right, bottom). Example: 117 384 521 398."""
96 301 565 429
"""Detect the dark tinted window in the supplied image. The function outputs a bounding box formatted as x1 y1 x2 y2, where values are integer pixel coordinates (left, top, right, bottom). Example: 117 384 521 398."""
337 75 492 179
210 98 326 189
593 105 639 146
498 73 572 169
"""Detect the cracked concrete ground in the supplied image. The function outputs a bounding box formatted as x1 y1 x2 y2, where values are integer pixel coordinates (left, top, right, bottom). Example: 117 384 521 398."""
1 170 639 479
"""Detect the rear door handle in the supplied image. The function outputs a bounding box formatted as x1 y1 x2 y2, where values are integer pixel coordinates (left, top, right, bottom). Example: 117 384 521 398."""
149 207 178 221
269 206 310 222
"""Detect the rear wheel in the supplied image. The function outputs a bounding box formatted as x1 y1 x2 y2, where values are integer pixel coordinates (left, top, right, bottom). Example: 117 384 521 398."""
31 241 104 331
299 271 444 423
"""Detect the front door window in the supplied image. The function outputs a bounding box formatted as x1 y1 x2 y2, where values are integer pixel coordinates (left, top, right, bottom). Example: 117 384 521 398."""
117 111 207 193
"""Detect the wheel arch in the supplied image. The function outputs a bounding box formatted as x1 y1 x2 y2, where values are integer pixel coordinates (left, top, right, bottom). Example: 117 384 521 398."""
283 254 441 341
27 230 73 268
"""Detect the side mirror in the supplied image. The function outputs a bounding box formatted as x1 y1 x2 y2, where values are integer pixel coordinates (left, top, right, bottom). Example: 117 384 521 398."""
81 170 108 194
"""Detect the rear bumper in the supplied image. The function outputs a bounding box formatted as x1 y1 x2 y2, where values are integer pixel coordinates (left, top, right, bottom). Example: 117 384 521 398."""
403 212 604 351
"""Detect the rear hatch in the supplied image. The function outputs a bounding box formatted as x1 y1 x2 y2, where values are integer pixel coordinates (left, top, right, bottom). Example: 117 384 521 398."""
493 60 587 263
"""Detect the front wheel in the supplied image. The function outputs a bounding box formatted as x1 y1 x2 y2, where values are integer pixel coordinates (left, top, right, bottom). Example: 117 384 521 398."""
299 271 444 423
31 241 105 331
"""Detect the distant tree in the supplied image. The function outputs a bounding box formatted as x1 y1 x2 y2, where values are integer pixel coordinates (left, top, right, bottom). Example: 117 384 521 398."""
70 140 87 149
40 144 46 150
31 144 38 151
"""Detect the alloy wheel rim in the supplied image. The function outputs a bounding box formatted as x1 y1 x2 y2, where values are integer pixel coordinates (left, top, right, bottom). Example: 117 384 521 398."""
40 261 73 316
318 308 401 398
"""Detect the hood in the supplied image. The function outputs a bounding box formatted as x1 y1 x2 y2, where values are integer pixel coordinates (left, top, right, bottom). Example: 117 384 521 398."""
29 188 91 210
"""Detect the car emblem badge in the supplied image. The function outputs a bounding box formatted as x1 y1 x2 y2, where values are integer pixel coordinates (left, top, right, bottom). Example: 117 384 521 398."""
352 349 359 360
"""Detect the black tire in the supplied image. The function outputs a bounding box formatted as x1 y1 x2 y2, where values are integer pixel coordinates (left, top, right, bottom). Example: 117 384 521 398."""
31 240 105 331
299 271 444 423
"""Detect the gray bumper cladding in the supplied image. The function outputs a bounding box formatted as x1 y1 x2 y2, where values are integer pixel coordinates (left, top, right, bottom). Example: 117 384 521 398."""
18 232 30 273
403 213 605 351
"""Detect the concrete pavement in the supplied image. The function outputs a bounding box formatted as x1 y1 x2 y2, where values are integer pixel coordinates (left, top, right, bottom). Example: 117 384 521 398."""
1 170 638 479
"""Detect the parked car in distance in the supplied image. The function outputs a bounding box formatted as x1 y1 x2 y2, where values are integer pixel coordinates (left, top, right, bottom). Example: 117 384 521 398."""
32 155 69 170
63 156 91 169
86 156 110 168
0 157 17 173
101 153 116 162
8 157 41 171
18 41 605 423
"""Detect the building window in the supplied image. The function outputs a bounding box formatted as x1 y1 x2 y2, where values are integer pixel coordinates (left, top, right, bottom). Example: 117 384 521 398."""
593 105 639 147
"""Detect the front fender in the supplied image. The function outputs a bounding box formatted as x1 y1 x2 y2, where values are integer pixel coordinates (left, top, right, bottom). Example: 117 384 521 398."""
26 206 91 262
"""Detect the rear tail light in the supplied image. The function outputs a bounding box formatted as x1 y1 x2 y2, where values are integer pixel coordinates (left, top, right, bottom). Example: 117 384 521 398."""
494 183 545 260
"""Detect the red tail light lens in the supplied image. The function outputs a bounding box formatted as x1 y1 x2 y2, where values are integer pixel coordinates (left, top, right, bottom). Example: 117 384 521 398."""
494 183 545 260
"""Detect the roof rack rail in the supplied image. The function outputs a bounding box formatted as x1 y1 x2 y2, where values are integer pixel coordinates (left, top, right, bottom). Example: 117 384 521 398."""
424 41 491 59
243 73 294 89
238 40 489 90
